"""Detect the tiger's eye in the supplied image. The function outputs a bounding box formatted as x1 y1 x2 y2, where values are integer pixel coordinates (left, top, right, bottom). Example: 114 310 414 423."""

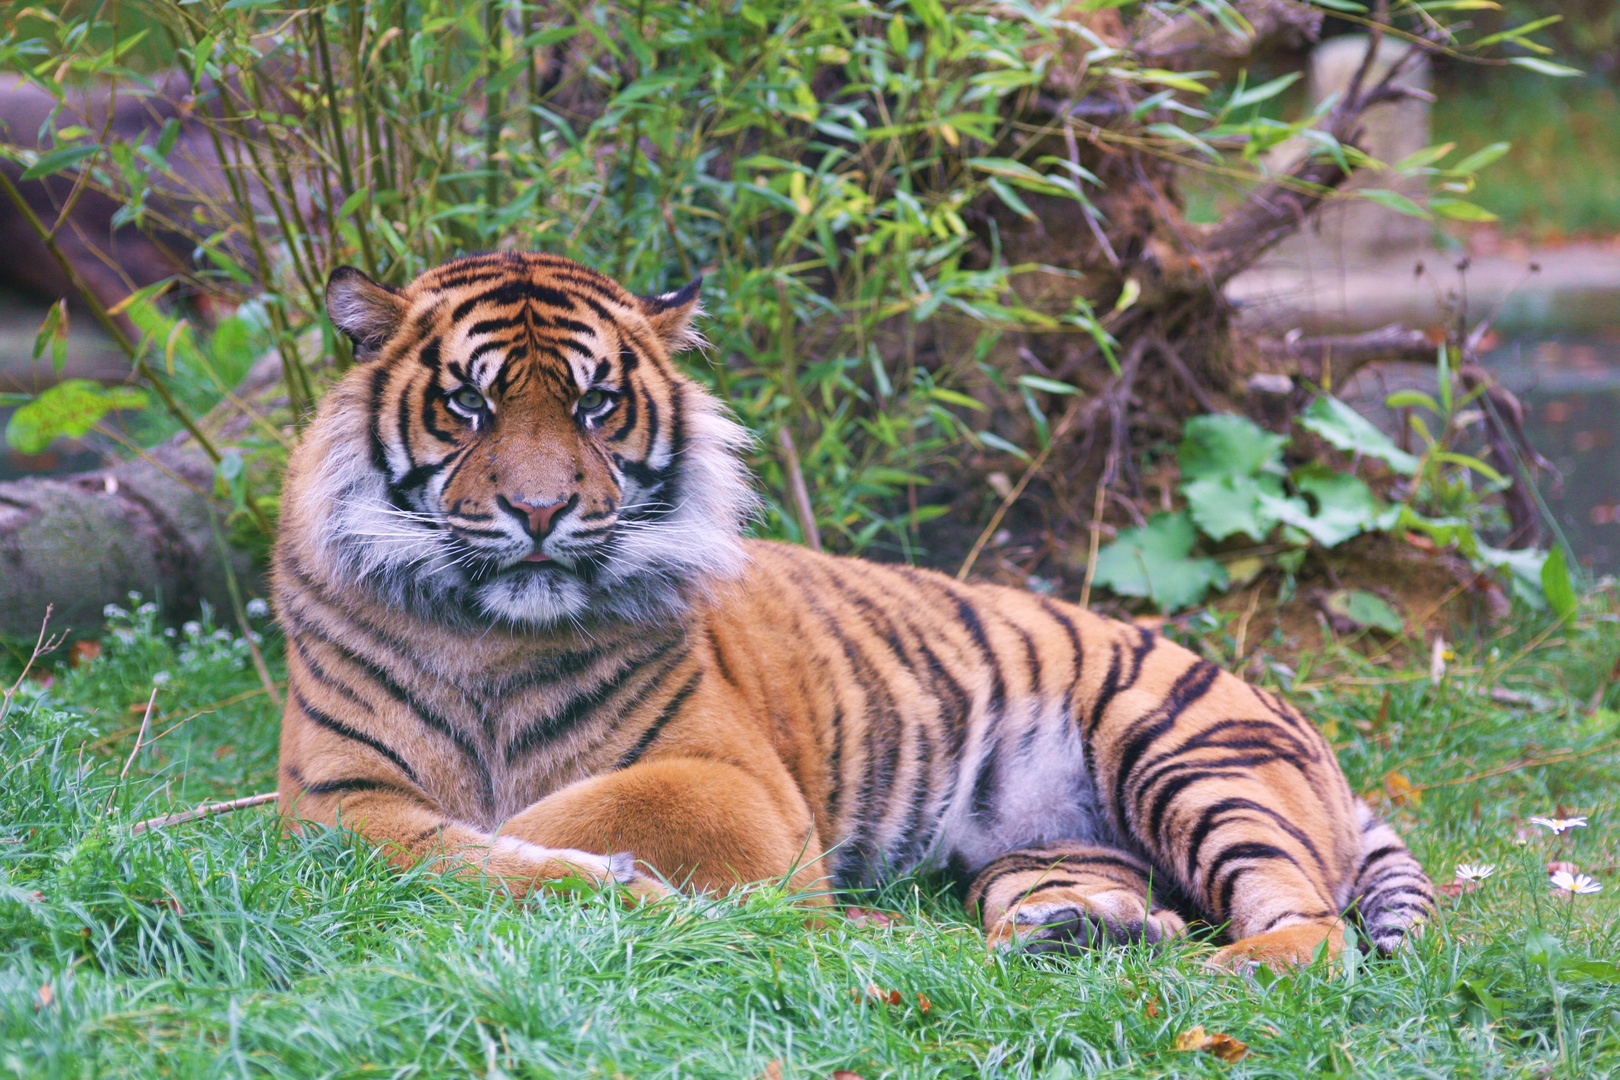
578 388 609 412
451 386 486 411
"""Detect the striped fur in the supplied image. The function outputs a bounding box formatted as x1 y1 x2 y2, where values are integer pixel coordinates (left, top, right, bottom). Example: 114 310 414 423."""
274 252 1433 967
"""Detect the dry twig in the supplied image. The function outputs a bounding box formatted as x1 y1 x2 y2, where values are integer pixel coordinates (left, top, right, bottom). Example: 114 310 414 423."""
130 792 280 835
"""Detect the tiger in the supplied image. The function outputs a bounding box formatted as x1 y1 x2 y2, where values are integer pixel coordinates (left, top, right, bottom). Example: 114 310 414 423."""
273 250 1433 970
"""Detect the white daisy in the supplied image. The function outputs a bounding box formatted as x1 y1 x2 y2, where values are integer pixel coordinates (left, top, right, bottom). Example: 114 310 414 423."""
1530 816 1588 835
1549 870 1602 895
1453 864 1497 883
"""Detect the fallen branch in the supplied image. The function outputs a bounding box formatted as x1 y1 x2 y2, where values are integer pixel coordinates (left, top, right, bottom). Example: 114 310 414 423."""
130 791 279 835
1257 323 1435 388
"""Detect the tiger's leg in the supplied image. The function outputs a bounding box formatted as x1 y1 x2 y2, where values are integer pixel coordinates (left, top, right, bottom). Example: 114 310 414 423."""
278 772 665 901
499 757 830 898
968 843 1187 954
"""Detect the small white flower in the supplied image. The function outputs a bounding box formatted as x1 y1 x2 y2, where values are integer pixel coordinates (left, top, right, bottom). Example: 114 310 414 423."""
1454 863 1497 883
182 621 202 638
1530 816 1588 835
103 604 128 620
151 671 172 685
136 602 158 616
245 598 270 619
1550 870 1603 895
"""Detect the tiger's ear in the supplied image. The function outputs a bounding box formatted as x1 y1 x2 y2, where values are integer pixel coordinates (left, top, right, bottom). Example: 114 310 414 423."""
636 276 703 354
326 265 405 357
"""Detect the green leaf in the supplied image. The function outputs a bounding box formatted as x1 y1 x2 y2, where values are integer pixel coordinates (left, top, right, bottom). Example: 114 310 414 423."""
977 431 1030 462
1324 589 1404 634
1178 413 1287 481
1384 389 1439 412
1429 198 1499 222
1540 545 1577 620
1473 15 1562 50
1091 511 1227 612
1356 188 1432 219
32 299 68 373
927 387 986 411
1292 466 1392 547
5 379 148 455
1508 57 1582 77
19 143 101 181
1300 396 1420 475
1016 374 1081 396
1567 960 1620 983
1183 475 1277 542
1227 72 1301 111
1451 141 1511 173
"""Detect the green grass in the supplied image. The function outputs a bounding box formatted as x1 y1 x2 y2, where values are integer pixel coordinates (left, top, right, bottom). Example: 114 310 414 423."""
2 593 1619 1078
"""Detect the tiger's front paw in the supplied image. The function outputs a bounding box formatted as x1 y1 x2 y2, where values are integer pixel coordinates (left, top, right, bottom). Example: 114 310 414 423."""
605 851 675 904
1208 921 1345 973
986 888 1186 955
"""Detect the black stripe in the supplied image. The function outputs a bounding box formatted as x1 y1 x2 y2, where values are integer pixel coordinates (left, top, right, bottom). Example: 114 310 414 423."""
303 776 417 797
617 670 702 769
296 691 418 784
504 638 685 764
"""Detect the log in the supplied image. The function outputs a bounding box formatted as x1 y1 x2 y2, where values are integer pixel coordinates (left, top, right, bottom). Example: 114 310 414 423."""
0 349 287 640
0 444 254 639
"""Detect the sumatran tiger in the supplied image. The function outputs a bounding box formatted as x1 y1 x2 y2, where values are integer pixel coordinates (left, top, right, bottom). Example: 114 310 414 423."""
273 250 1433 969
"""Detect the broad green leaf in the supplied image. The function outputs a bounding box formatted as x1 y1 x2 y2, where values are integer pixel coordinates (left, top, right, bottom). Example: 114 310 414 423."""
1178 413 1287 481
1540 544 1577 620
1183 474 1277 542
1293 466 1392 547
1567 960 1620 983
1300 395 1420 475
1091 511 1227 612
1475 542 1548 609
1324 589 1404 634
5 379 149 454
19 143 100 181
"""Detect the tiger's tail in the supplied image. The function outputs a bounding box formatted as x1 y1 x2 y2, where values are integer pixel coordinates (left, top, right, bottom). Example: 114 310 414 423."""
1349 801 1435 955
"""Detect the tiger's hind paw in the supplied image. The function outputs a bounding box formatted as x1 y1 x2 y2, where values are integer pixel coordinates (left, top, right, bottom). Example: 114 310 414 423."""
1208 921 1345 973
986 889 1186 955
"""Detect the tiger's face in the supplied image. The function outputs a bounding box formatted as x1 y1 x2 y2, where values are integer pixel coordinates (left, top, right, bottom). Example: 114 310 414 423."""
300 252 753 629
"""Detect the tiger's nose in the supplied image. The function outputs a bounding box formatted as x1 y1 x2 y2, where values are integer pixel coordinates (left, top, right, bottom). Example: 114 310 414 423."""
502 496 568 538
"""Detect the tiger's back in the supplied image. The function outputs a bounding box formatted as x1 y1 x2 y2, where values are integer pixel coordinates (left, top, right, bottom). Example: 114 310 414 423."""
274 251 1432 968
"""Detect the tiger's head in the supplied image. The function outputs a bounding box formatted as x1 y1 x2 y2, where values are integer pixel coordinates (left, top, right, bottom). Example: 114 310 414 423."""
281 251 754 629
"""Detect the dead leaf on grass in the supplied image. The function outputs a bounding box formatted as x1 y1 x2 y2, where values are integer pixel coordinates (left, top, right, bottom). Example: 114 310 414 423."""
35 983 53 1010
829 1072 868 1080
68 639 101 667
916 992 931 1013
760 1060 783 1080
1174 1025 1251 1063
1383 771 1420 808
